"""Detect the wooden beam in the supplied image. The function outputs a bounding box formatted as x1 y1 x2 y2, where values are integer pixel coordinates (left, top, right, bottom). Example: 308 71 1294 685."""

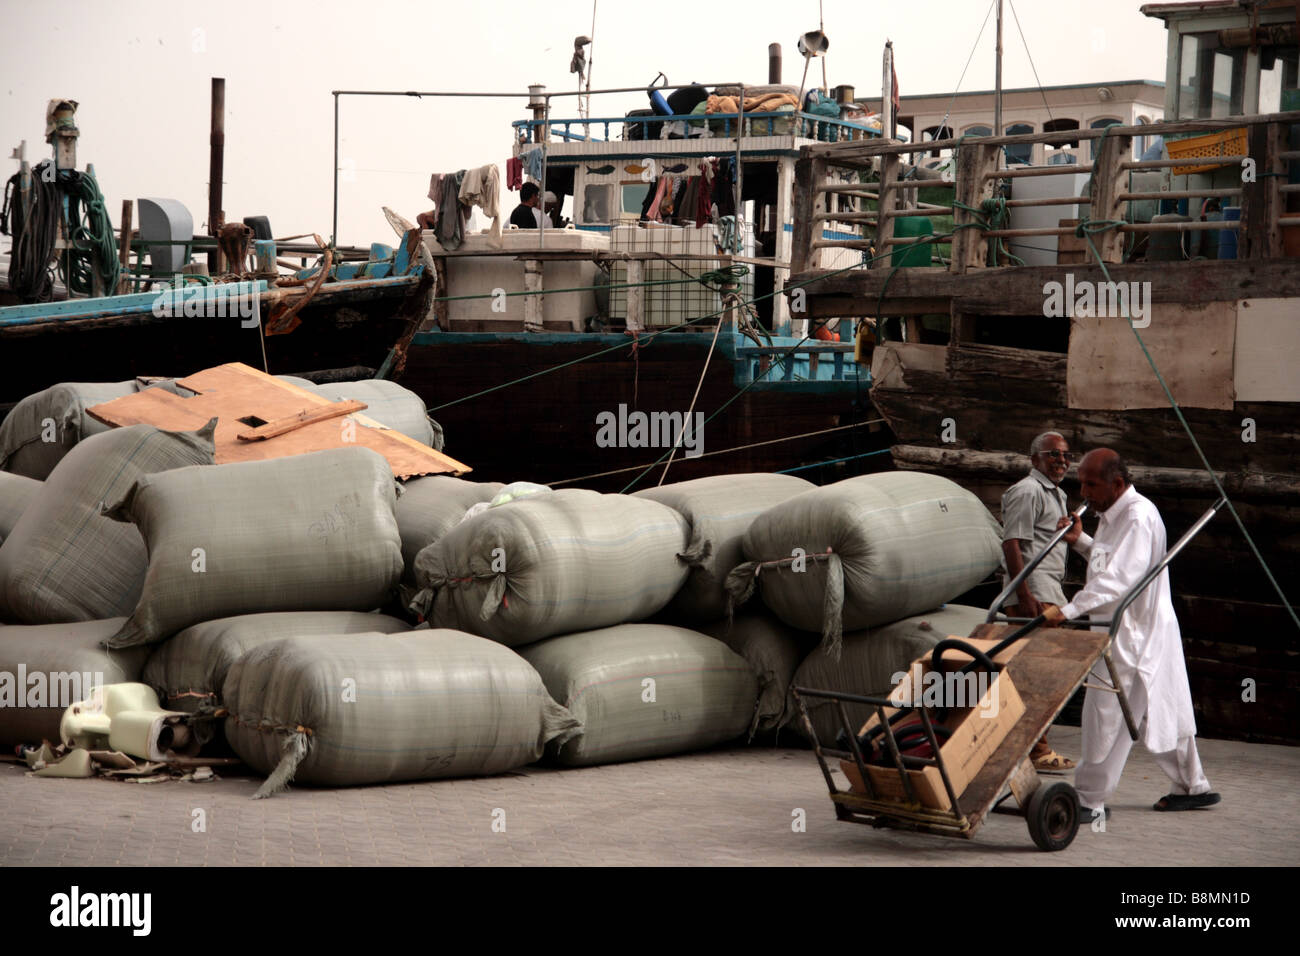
116 200 133 295
236 399 368 441
951 143 1001 273
1088 131 1133 263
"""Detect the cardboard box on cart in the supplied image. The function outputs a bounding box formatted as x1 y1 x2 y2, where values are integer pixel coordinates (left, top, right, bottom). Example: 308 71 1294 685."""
840 637 1025 811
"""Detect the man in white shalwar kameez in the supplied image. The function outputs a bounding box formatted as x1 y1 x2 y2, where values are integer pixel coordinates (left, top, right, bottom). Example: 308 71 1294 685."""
1044 449 1220 823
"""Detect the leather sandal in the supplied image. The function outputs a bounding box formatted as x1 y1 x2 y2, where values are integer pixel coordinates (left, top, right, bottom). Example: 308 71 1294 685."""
1153 792 1221 811
1032 750 1077 772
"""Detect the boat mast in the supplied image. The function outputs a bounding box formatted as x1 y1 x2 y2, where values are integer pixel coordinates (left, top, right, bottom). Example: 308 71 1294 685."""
994 0 1003 138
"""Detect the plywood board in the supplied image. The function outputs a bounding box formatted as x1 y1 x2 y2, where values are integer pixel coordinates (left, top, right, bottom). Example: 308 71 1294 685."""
1067 301 1236 411
87 362 470 479
1234 298 1300 403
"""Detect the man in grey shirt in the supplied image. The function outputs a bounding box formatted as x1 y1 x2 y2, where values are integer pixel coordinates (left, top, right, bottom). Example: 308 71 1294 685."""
1001 430 1076 771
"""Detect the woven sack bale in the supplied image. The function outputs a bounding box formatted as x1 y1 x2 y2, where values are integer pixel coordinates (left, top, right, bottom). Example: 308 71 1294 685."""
309 380 444 450
0 421 217 624
634 472 813 624
785 604 989 744
518 623 758 766
0 618 150 748
0 473 42 548
0 381 141 480
410 489 691 647
701 609 815 734
142 610 410 712
726 472 1002 657
223 629 581 796
103 446 403 648
394 476 504 585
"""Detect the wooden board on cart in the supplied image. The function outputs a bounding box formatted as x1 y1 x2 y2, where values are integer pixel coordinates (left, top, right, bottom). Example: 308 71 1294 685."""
86 362 469 479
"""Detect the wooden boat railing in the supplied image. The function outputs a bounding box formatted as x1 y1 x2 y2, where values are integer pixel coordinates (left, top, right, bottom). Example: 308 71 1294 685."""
789 111 1300 277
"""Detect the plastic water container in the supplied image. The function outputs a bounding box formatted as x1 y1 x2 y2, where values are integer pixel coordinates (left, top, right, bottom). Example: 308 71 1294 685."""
1148 214 1190 261
1218 206 1241 260
891 216 934 267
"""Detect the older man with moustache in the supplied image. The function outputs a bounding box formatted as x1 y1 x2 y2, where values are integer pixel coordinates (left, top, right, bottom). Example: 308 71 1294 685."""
1001 431 1077 772
1045 448 1220 825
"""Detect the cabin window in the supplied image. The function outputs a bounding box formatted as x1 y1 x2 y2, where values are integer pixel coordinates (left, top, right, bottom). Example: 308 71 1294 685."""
1258 45 1299 113
621 182 650 214
963 124 992 138
1177 31 1246 118
1004 123 1034 164
921 125 953 159
582 184 614 223
1089 118 1122 158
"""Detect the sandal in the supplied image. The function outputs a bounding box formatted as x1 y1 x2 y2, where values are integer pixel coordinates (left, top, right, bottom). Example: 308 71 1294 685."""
1033 750 1077 772
1153 792 1221 811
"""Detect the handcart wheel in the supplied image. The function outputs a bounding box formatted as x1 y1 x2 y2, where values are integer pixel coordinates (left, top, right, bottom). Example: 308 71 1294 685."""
1026 781 1079 852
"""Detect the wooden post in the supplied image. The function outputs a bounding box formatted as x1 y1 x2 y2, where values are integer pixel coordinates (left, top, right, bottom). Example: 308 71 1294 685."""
117 199 133 294
790 155 823 276
208 77 225 274
1088 131 1133 264
1240 120 1284 259
625 259 644 332
951 143 1001 272
875 147 902 270
774 157 795 336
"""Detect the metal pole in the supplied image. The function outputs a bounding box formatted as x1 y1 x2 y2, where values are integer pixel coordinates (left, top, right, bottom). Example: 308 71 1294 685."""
881 42 894 143
734 84 744 253
208 77 225 273
987 503 1090 621
332 92 340 246
540 97 549 249
994 0 1003 138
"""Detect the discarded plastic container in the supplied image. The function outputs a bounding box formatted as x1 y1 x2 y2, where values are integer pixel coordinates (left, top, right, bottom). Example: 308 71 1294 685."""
891 216 933 267
1218 206 1241 260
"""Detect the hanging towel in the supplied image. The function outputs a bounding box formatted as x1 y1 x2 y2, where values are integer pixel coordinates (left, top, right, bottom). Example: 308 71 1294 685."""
436 170 467 251
506 157 523 191
521 148 543 181
459 164 503 243
646 175 672 221
427 173 443 203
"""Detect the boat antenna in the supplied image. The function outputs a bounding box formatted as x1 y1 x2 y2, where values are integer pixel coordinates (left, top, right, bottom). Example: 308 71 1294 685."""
586 1 598 135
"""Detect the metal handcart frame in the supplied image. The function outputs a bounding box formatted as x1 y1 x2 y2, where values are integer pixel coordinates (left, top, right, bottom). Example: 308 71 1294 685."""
792 496 1227 851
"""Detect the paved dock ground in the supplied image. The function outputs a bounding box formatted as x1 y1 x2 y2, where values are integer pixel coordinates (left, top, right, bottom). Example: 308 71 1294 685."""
2 727 1294 866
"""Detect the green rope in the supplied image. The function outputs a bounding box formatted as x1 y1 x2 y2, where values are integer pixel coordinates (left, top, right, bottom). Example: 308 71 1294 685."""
64 168 120 296
1076 125 1299 630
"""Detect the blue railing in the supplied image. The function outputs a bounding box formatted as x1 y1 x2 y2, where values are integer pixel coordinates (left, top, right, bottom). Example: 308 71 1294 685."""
512 110 881 145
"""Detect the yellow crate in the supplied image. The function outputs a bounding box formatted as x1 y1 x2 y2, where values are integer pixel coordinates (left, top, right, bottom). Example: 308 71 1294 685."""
1166 127 1249 176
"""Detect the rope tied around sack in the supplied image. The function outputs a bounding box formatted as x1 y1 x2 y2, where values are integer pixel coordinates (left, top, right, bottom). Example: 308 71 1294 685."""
724 547 847 660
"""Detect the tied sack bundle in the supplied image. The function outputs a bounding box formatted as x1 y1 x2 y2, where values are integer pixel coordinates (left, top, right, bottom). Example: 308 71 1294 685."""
410 489 691 646
634 472 813 624
223 630 581 797
0 380 139 480
394 476 504 584
726 472 1003 657
142 610 410 712
0 618 151 748
102 446 404 648
308 379 445 450
0 421 217 625
787 604 989 744
0 473 42 547
518 623 759 766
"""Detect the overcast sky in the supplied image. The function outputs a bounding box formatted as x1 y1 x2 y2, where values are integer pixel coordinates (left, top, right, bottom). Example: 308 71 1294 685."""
1 0 1169 245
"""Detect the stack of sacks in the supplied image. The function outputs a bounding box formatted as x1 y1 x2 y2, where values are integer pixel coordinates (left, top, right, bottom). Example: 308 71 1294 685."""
99 446 404 649
786 604 991 745
394 476 504 588
726 472 1003 657
0 473 41 547
518 624 758 765
142 611 410 712
304 379 445 450
409 488 692 645
701 609 815 735
223 630 580 797
634 472 813 625
0 421 217 623
0 619 150 748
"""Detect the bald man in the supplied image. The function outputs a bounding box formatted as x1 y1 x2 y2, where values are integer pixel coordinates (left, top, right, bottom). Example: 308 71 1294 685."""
1045 449 1219 826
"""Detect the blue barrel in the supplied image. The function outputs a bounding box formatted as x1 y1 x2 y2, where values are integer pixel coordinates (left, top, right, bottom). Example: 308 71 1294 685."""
1218 206 1241 260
